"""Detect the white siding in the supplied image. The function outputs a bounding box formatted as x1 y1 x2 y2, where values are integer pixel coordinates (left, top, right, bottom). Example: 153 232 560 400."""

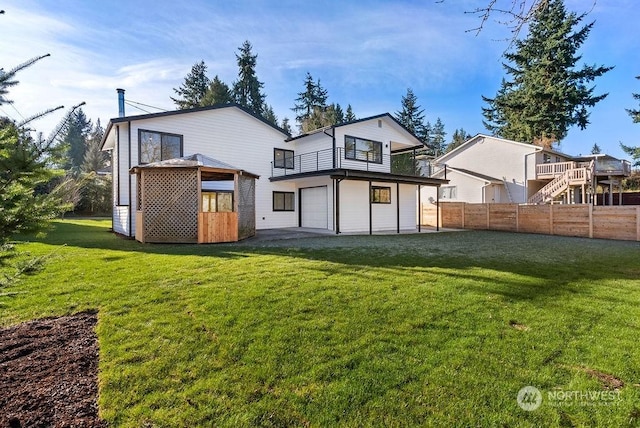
438 136 535 203
399 184 417 229
113 206 130 236
338 181 418 233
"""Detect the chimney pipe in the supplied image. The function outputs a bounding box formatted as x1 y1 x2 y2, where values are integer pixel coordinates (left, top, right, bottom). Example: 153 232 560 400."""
116 88 125 118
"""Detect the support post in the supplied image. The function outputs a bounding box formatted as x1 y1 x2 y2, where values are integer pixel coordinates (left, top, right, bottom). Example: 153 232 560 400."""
369 180 372 235
396 182 400 233
335 178 341 234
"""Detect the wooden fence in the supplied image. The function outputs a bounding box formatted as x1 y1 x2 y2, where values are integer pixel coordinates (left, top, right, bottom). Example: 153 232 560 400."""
422 203 640 242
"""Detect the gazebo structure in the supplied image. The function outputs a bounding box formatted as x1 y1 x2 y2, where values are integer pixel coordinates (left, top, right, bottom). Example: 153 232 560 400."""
130 154 258 243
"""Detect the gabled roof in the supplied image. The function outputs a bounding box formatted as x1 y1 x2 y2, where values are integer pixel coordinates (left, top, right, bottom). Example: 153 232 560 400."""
436 134 542 163
101 103 290 150
431 166 502 184
286 113 425 148
130 153 259 178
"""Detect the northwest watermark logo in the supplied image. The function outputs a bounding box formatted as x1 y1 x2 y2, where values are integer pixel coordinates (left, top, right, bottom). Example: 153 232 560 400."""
517 386 542 411
517 386 621 411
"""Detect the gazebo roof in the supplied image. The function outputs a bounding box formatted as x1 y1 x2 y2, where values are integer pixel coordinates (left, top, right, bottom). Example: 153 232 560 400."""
131 154 259 178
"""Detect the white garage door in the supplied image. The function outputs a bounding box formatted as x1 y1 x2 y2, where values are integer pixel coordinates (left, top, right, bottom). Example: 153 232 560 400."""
301 186 328 229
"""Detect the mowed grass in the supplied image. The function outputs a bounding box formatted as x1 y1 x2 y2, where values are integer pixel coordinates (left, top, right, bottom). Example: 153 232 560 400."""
2 219 640 427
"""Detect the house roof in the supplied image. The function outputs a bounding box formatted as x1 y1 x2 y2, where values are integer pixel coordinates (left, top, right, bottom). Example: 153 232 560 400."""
450 167 503 184
436 133 579 164
101 103 290 150
270 168 448 186
286 113 425 149
130 153 260 178
431 166 502 184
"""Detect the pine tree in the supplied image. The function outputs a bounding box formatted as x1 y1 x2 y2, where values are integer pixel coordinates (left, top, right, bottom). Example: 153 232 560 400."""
171 61 210 109
262 104 278 126
395 88 425 135
345 104 356 122
232 41 266 115
482 0 612 148
201 75 232 106
620 143 640 167
292 72 328 130
430 118 447 156
325 103 344 126
446 128 471 153
82 119 106 173
627 75 640 123
590 143 601 155
61 108 92 171
280 117 292 136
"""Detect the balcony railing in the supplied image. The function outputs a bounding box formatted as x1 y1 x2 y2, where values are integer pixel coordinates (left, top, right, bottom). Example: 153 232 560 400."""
536 159 632 179
271 147 446 179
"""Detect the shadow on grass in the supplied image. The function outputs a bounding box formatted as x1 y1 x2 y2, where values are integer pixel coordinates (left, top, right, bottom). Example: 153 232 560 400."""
16 219 640 303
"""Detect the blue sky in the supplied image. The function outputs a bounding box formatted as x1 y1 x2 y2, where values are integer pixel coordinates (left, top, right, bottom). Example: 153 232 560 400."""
1 0 638 159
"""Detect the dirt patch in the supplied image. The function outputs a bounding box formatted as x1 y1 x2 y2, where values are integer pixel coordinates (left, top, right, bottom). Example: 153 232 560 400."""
0 311 106 428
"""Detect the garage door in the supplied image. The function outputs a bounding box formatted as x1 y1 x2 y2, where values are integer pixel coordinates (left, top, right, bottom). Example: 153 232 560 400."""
301 186 328 229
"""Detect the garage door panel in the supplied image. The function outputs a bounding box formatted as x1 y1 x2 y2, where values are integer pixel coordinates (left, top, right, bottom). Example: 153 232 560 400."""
301 186 327 229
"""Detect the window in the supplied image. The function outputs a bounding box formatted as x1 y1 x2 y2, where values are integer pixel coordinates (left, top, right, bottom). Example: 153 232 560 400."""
202 192 233 212
439 186 457 199
139 129 183 164
371 186 391 204
274 148 294 169
345 136 382 164
273 191 295 211
543 153 551 164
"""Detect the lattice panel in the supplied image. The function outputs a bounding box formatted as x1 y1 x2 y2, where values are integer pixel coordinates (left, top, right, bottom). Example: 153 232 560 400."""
140 169 199 242
237 175 256 240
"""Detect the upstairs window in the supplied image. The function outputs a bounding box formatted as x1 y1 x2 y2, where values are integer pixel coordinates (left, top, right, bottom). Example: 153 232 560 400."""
274 148 295 169
139 129 183 164
345 136 382 164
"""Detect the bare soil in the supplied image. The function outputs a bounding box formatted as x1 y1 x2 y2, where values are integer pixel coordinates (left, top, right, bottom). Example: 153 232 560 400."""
0 311 106 428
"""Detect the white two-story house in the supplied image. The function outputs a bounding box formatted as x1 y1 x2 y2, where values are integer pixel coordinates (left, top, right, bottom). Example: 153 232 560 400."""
100 94 447 242
421 134 631 206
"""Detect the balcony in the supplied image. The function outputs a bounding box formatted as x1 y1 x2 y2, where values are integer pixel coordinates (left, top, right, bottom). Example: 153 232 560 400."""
536 159 631 180
271 147 444 179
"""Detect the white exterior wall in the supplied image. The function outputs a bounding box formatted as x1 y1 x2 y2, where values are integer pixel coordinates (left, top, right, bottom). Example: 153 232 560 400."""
109 108 296 232
399 184 418 229
438 136 535 203
338 181 418 233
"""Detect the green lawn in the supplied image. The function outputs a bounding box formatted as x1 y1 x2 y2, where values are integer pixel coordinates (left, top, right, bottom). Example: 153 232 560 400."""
2 219 640 427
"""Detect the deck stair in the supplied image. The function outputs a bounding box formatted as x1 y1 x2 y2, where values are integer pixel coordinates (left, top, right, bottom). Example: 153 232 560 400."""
528 167 590 204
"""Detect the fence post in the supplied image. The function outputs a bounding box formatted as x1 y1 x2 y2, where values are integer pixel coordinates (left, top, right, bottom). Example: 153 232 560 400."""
549 205 554 235
589 204 593 239
637 206 640 241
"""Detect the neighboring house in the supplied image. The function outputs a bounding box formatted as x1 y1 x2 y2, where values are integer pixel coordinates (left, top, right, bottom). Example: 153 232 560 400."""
100 97 446 241
421 134 631 205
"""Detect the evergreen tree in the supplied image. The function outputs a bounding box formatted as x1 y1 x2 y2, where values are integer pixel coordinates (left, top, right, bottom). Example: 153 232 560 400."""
232 41 266 115
430 118 447 156
446 128 471 153
292 72 328 130
0 119 67 243
0 54 50 105
620 143 640 167
345 104 356 122
325 103 344 126
201 75 232 106
482 0 612 148
395 88 425 135
590 143 601 155
171 61 210 109
61 108 92 171
262 104 278 126
82 119 106 173
280 117 293 136
627 75 640 123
